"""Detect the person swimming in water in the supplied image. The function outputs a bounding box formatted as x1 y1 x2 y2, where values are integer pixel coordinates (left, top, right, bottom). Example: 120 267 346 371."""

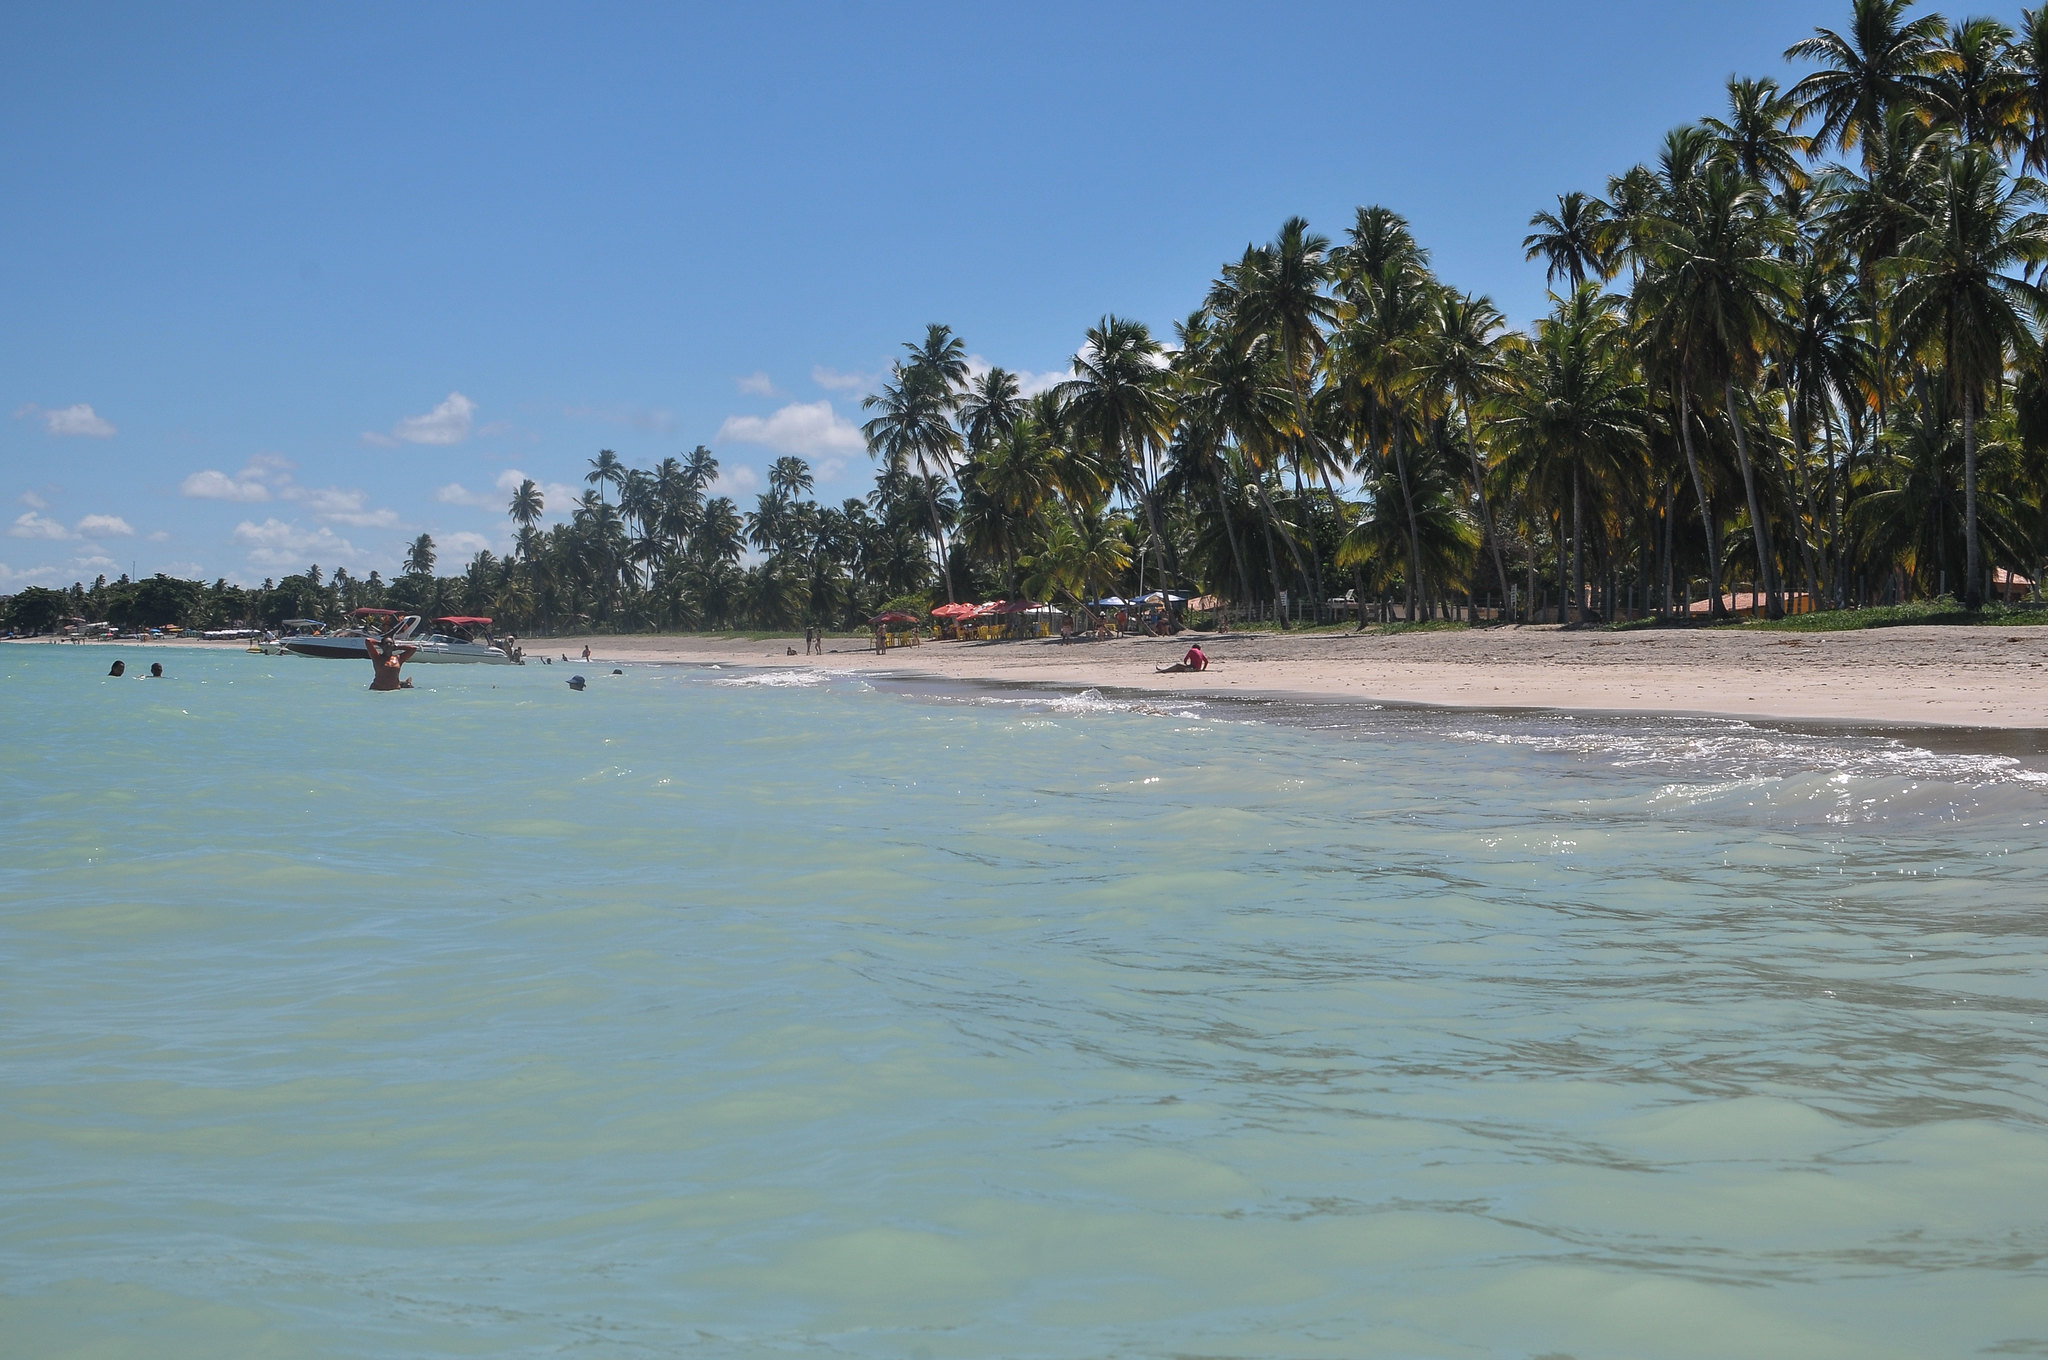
107 660 125 677
364 631 417 691
147 663 163 678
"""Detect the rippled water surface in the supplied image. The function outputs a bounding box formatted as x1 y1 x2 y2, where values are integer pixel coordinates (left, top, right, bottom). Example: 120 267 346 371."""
4 645 2047 1358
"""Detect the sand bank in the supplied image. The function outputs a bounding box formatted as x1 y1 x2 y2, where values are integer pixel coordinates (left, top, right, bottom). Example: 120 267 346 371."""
544 623 2048 730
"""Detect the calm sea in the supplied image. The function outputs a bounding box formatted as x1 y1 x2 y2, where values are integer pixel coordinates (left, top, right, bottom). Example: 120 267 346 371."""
3 645 2045 1359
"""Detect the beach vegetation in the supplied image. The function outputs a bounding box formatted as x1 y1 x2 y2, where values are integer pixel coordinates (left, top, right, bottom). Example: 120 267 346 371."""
15 1 2048 641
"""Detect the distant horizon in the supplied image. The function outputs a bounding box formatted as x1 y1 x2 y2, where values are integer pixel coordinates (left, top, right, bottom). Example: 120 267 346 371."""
5 0 1857 588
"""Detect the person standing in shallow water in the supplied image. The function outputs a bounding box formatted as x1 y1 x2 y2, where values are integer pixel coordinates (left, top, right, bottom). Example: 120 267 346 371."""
365 632 417 691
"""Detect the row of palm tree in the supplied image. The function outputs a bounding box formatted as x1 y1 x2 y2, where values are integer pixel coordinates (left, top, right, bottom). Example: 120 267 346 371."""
394 0 2048 635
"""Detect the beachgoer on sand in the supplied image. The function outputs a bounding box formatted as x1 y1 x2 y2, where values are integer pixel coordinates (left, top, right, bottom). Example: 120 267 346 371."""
581 645 591 662
365 632 417 691
1156 642 1207 674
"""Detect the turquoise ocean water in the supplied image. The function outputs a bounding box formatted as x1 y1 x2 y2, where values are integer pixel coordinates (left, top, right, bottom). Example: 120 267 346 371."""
3 644 2046 1358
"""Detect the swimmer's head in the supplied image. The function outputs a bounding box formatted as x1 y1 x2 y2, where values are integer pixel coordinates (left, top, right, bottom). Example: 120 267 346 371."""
148 663 163 678
108 660 125 677
567 675 586 690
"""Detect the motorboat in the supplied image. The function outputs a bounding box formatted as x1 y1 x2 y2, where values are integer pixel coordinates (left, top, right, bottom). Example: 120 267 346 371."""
256 617 333 655
278 610 518 664
405 616 519 665
278 608 412 660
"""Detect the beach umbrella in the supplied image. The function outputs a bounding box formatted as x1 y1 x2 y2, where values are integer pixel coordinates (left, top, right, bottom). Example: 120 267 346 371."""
869 610 921 624
1092 596 1128 608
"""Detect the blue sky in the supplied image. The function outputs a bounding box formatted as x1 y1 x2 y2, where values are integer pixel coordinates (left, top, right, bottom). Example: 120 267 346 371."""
3 0 1854 587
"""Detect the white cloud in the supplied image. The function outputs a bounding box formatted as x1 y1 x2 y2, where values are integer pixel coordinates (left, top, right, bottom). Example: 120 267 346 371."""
19 491 48 510
440 531 495 556
815 457 848 483
162 560 206 578
285 486 396 528
147 530 170 542
435 482 496 508
715 400 864 457
181 468 273 502
15 403 117 437
0 562 59 587
711 464 760 498
181 454 295 503
9 512 72 540
75 514 134 537
736 371 780 397
366 392 475 446
811 365 875 393
232 518 370 570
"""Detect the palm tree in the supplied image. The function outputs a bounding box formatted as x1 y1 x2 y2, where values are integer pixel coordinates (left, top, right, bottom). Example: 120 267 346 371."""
960 367 1024 454
508 478 544 543
1888 144 2048 607
1524 191 1613 289
1492 287 1646 624
2011 6 2048 173
586 449 625 504
768 456 815 500
1926 17 2021 148
862 356 965 601
1060 316 1171 597
1227 216 1340 609
1328 224 1438 621
404 533 436 577
1704 77 1814 190
902 323 970 393
1786 0 1948 164
1635 167 1796 617
1417 291 1516 610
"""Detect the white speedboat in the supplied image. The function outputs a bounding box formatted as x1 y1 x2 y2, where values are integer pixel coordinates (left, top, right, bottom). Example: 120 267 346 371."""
279 611 519 664
278 609 409 660
404 616 518 665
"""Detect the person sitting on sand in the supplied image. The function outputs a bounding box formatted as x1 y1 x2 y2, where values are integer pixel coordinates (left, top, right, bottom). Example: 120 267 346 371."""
107 660 125 677
1156 642 1207 674
365 632 417 691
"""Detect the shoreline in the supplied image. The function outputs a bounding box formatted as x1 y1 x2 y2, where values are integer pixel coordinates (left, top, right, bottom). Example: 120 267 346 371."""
538 622 2048 732
22 623 2048 732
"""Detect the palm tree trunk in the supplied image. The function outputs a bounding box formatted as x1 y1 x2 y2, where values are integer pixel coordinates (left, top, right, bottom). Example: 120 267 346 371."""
928 502 956 604
1675 378 1726 618
1458 393 1512 612
1791 421 1819 607
1963 389 1983 609
1820 405 1843 607
1290 461 1324 610
1284 369 1326 616
1252 480 1290 629
1390 420 1425 620
1570 466 1585 625
1212 462 1252 626
1662 476 1675 614
1723 380 1781 620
